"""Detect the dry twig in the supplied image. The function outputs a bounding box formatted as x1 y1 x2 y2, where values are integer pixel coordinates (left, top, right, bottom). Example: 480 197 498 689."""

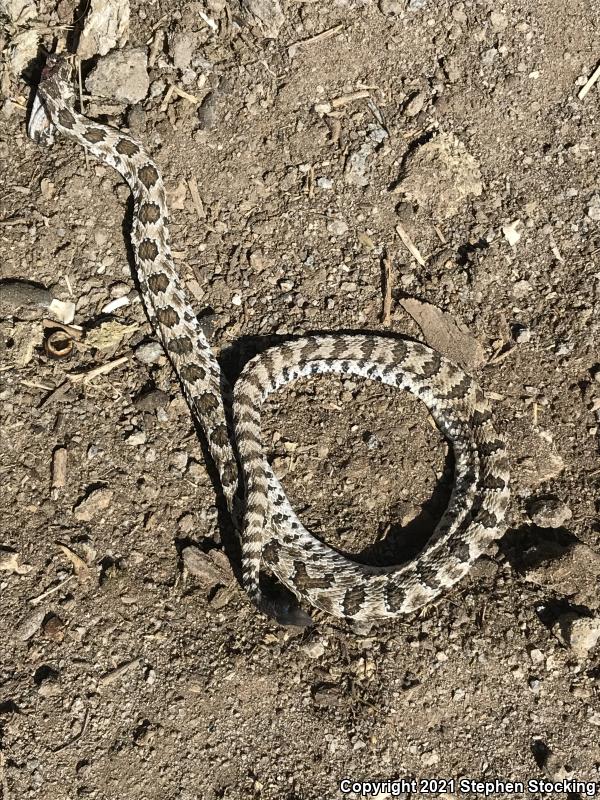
288 24 343 58
68 354 130 383
395 223 426 266
578 62 600 100
381 249 393 327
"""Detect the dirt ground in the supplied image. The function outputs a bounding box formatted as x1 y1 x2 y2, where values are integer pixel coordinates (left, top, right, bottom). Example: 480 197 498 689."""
1 1 599 798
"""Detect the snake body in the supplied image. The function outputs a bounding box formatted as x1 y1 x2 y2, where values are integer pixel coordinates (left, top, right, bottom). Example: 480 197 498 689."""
32 57 510 624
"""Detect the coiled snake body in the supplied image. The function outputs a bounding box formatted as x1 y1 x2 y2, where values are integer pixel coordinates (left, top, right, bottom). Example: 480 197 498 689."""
31 57 510 624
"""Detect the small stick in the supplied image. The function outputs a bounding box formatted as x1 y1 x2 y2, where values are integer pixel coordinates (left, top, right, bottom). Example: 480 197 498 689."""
288 24 343 58
159 85 175 112
433 225 447 244
51 446 68 489
68 354 129 383
148 29 164 67
187 177 205 220
306 165 315 199
0 216 28 226
30 575 76 605
21 380 55 391
381 249 393 327
56 542 90 578
42 318 84 339
98 658 141 688
159 85 199 112
549 237 565 264
395 223 426 266
578 62 600 100
62 273 74 296
51 709 90 753
198 9 218 31
330 90 371 109
38 380 71 408
171 85 198 104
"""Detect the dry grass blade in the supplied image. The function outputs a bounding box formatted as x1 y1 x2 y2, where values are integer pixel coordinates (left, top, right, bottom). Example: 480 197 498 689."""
578 62 600 100
381 249 393 327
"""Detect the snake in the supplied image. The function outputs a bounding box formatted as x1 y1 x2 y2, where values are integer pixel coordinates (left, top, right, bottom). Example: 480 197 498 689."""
29 55 510 625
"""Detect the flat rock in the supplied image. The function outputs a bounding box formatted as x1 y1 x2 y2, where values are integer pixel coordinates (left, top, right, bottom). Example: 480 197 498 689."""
133 388 170 412
171 32 197 70
242 0 284 38
395 132 482 219
182 547 232 591
86 48 149 104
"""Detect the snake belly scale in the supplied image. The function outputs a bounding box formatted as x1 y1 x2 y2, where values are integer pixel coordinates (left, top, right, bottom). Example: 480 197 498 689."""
32 56 510 624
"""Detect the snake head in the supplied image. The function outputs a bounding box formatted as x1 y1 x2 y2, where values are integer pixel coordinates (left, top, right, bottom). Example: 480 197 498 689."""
41 55 72 81
28 56 75 145
39 55 75 103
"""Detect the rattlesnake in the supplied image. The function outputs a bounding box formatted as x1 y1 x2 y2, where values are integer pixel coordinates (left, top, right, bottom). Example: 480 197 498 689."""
30 56 510 624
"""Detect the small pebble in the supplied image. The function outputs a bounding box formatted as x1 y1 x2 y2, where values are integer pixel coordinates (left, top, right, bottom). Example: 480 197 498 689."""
42 615 66 642
327 218 349 236
316 177 333 190
301 640 325 659
171 450 189 471
421 751 440 766
73 487 114 522
587 195 600 221
109 281 131 299
14 608 46 642
512 324 531 344
553 614 600 660
528 648 545 666
178 513 195 533
126 431 147 446
405 91 426 117
490 11 508 30
135 341 164 365
502 219 522 246
378 0 403 15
